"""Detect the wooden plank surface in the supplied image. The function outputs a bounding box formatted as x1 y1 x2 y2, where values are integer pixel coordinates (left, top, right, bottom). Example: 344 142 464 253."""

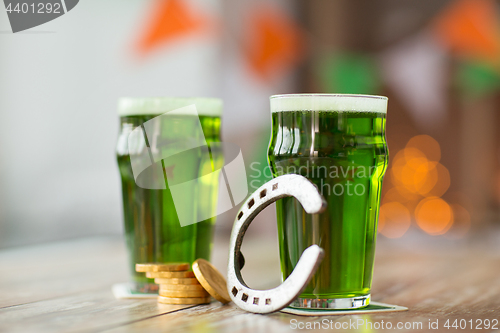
103 236 500 333
0 238 128 309
0 230 499 332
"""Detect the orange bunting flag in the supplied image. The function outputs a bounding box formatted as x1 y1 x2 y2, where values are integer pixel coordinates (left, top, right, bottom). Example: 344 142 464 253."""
433 0 500 65
244 5 305 81
136 0 212 55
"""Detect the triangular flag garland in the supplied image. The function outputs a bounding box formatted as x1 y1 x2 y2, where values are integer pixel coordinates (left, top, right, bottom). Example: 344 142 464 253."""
243 4 305 81
130 0 500 98
317 52 381 94
456 60 500 98
433 0 500 66
135 0 212 55
380 32 447 129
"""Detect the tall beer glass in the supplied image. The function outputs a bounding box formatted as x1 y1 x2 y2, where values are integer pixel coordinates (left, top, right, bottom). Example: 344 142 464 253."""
268 94 388 309
116 97 223 293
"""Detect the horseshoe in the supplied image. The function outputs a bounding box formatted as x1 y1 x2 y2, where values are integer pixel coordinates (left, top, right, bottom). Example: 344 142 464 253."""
227 174 327 314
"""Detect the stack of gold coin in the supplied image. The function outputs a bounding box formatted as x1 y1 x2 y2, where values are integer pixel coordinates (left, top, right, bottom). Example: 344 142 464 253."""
135 263 211 305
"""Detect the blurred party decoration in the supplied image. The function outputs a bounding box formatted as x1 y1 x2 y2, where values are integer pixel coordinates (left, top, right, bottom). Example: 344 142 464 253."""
318 52 381 94
456 60 500 98
433 0 500 65
375 0 453 47
380 135 463 237
243 4 304 81
136 0 213 55
380 32 447 129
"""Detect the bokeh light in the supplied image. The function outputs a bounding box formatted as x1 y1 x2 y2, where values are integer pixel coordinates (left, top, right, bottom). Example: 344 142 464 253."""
424 163 450 197
415 197 454 235
383 186 419 204
380 134 468 238
378 202 411 238
412 161 438 195
406 135 441 162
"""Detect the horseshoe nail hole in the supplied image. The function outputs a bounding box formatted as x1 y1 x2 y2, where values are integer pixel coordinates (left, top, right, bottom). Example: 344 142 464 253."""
259 189 267 198
241 293 248 302
272 183 278 191
253 297 259 305
237 211 243 220
265 298 272 305
231 287 238 296
248 199 255 209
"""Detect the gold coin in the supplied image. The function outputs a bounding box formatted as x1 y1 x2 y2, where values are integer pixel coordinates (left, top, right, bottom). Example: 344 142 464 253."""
146 271 195 278
154 277 201 285
192 259 231 304
135 263 189 273
158 296 211 305
159 289 210 298
159 284 206 291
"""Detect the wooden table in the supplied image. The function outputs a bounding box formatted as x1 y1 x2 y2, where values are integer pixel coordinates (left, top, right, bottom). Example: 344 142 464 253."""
1 229 499 332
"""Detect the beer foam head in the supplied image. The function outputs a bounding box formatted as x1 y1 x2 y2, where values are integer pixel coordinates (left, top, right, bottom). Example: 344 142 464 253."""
270 94 388 113
118 97 223 117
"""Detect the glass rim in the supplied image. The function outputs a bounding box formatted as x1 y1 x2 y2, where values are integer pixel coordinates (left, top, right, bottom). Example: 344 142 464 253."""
270 93 388 113
270 93 388 101
118 97 223 117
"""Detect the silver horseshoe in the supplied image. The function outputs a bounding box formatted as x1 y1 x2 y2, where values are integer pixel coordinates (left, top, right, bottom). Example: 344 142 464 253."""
227 174 327 314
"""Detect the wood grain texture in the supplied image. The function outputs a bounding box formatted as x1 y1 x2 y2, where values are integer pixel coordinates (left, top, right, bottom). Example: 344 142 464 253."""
0 237 128 309
0 289 196 332
0 231 499 333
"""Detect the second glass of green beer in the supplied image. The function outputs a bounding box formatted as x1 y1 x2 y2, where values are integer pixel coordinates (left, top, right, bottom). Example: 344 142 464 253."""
116 97 223 293
268 94 388 309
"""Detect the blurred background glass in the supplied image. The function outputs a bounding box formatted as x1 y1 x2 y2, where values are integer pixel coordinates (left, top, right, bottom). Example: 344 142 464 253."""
1 0 499 248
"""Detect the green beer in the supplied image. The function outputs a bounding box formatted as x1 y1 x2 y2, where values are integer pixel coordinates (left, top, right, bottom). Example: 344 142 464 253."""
267 94 388 309
116 98 223 292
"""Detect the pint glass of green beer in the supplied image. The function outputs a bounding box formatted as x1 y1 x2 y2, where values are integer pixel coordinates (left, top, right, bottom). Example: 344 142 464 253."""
116 97 223 293
268 94 388 309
